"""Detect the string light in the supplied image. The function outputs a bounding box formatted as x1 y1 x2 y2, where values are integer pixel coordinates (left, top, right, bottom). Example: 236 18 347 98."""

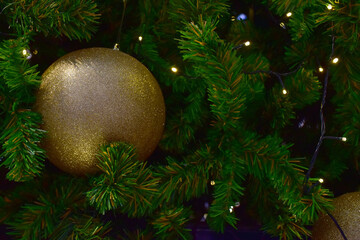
113 43 119 50
235 202 240 207
332 57 339 64
210 180 215 185
286 12 292 17
237 13 247 21
229 206 234 213
244 62 303 96
233 41 251 49
319 178 324 183
171 67 178 73
231 16 236 22
22 49 32 60
279 22 286 29
319 67 324 72
201 213 208 222
327 4 333 10
324 136 348 141
138 36 143 41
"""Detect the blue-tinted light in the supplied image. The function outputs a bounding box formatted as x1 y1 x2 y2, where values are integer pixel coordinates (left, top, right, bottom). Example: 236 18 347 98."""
237 13 247 21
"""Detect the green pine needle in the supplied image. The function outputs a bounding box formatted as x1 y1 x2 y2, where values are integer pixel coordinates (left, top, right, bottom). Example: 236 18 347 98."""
87 142 160 216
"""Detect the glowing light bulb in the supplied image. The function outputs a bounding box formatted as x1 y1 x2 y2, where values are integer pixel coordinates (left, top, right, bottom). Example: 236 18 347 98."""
279 22 286 29
210 180 215 186
286 12 292 17
282 89 288 95
200 213 208 222
229 206 234 213
327 4 333 10
319 67 324 72
171 67 178 73
138 36 143 41
319 178 324 183
22 49 32 59
237 13 247 21
244 41 251 46
341 137 347 142
332 57 339 64
231 16 236 22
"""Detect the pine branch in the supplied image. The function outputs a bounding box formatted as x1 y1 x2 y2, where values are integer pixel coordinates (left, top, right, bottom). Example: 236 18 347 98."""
5 176 88 240
49 216 112 240
178 16 251 231
0 38 45 182
284 69 322 109
315 1 360 52
0 39 40 104
87 142 160 216
2 0 100 40
179 18 248 133
266 0 320 16
335 91 360 146
242 134 334 239
288 6 316 41
266 88 296 129
168 0 230 25
161 86 210 152
151 206 192 240
0 110 46 181
155 146 213 205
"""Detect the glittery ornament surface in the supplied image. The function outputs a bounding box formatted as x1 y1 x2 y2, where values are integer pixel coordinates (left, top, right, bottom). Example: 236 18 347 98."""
35 48 165 175
312 191 360 240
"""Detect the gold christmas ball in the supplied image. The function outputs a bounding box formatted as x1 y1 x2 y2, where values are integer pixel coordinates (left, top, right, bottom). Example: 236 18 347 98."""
312 191 360 240
35 48 165 175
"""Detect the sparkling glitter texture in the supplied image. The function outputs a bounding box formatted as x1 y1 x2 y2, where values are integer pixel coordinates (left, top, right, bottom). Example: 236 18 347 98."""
35 48 165 175
312 191 360 240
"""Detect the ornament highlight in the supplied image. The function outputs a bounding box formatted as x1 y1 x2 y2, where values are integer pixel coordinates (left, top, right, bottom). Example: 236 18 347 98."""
312 191 360 240
36 48 165 175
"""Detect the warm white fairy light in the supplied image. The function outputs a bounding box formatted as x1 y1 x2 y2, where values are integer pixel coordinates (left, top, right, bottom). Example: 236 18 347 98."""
171 67 178 73
286 12 292 17
282 89 288 95
229 206 234 213
279 22 286 29
201 213 208 222
231 16 236 22
22 49 32 60
327 4 333 10
332 57 339 64
319 67 324 72
210 180 215 185
319 178 324 183
341 137 347 142
138 36 143 41
244 41 251 46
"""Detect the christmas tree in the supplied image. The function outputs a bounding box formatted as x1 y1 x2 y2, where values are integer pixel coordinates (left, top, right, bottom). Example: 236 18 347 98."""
0 0 359 239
